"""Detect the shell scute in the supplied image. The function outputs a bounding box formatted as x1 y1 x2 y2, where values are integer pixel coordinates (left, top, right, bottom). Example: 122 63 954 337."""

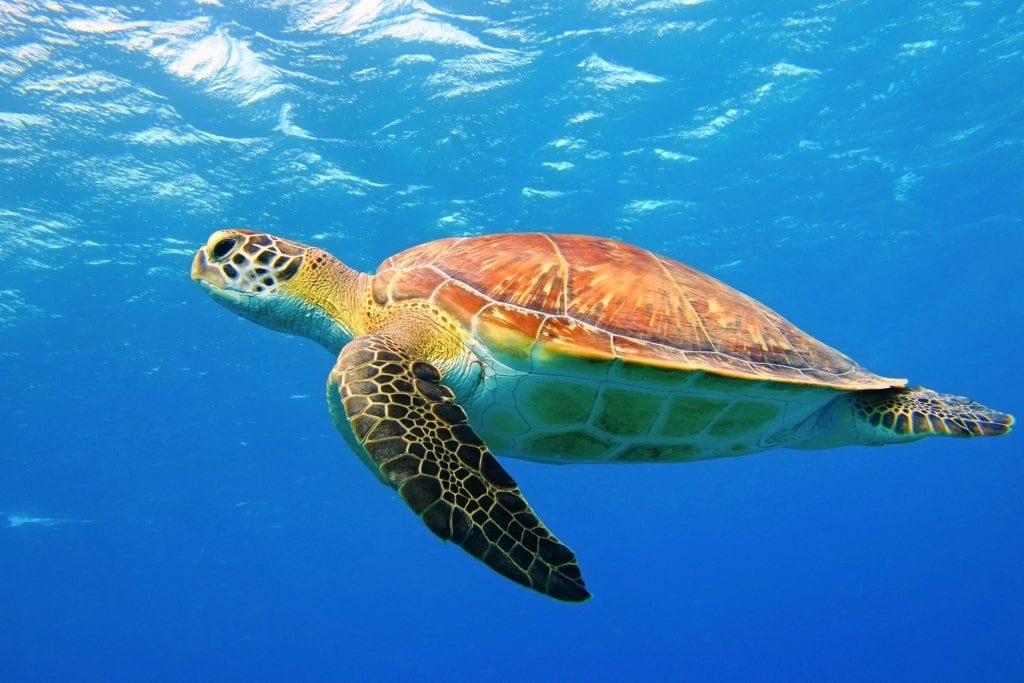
377 265 448 303
593 388 662 437
657 395 731 438
536 318 616 363
475 307 545 364
431 280 493 329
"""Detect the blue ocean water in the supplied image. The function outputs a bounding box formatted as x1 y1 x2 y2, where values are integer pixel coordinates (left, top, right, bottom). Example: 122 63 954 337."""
1 0 1021 680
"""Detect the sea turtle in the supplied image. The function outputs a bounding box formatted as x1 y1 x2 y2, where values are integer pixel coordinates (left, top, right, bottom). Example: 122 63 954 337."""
192 230 1013 602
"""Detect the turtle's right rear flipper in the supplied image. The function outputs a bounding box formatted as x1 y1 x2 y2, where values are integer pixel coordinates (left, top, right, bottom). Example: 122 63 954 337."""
790 386 1013 449
846 386 1013 442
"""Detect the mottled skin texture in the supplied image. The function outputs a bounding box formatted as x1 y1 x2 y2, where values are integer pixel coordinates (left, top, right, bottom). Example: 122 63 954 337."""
192 229 1013 601
328 337 587 600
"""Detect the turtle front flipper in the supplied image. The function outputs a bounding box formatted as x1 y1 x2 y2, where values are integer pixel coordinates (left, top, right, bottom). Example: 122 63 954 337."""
326 333 590 602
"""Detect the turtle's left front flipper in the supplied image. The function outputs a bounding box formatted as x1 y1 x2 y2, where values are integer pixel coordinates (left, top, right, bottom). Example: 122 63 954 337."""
326 332 590 602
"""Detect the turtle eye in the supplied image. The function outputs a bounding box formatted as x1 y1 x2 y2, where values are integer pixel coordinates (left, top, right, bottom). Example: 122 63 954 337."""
211 237 236 261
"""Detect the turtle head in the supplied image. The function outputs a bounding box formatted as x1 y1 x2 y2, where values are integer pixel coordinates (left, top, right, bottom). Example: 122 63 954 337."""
192 229 362 354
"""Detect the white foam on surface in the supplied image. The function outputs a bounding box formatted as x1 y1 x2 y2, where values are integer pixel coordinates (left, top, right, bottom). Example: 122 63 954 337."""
568 111 602 125
164 27 284 105
282 0 417 35
578 54 665 90
769 62 821 77
653 148 697 162
900 39 939 57
522 187 566 199
623 199 682 213
0 112 50 129
4 513 93 528
678 108 741 139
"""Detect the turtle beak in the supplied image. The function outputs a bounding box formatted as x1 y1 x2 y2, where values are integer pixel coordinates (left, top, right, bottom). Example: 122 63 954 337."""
191 246 221 286
190 247 209 282
191 246 245 305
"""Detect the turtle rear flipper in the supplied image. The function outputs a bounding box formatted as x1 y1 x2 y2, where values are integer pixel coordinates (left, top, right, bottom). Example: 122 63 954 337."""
846 386 1013 442
327 332 590 602
793 386 1013 449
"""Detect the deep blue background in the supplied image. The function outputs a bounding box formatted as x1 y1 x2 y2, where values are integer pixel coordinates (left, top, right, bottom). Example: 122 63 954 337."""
1 2 1021 681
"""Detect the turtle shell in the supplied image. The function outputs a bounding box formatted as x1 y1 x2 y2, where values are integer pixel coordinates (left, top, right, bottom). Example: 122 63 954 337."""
373 233 902 390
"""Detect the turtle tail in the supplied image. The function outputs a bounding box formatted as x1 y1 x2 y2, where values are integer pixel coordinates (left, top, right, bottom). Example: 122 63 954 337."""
845 386 1013 445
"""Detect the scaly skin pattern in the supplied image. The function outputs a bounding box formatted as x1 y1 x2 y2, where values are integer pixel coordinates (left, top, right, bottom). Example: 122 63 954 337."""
328 334 589 601
192 229 1014 601
847 387 1011 440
